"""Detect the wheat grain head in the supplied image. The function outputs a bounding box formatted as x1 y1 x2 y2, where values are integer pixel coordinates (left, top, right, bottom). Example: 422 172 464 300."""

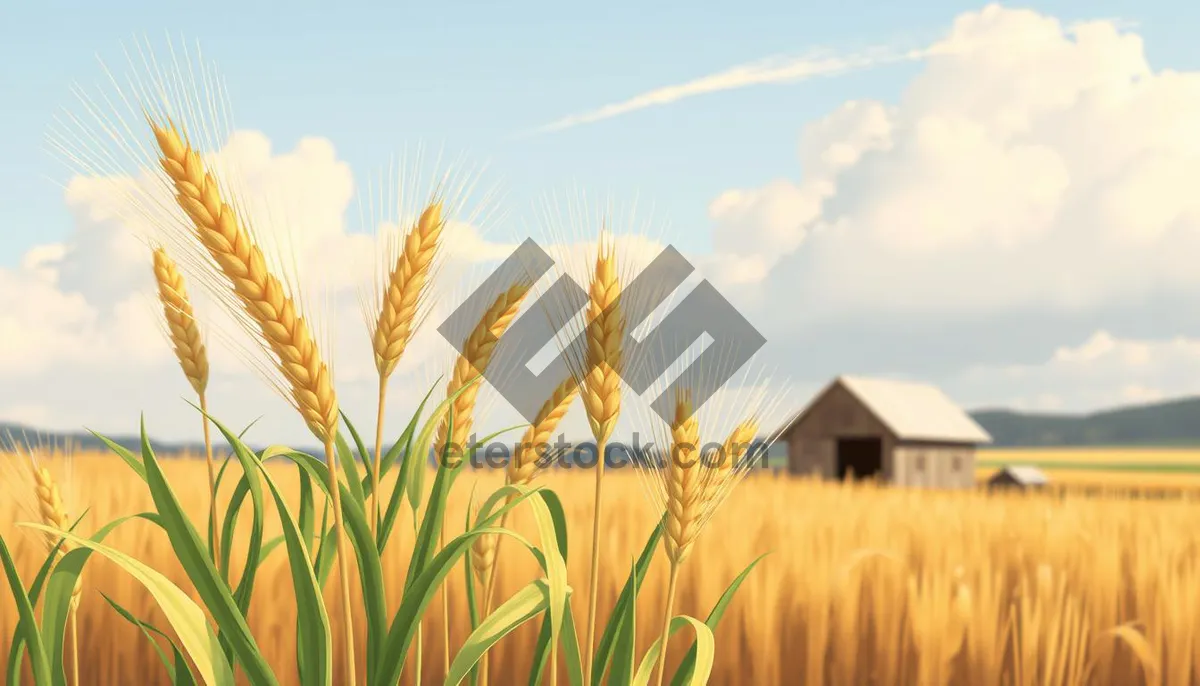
150 121 339 443
582 235 624 444
152 245 209 395
372 201 444 378
664 391 703 565
470 503 498 587
434 280 532 464
508 376 580 487
2 438 83 607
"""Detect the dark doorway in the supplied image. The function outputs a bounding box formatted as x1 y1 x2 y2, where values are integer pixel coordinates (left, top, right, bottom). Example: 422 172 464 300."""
836 437 882 480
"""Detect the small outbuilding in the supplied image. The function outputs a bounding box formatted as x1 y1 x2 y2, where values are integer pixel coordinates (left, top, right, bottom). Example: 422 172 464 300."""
986 465 1049 490
776 375 992 488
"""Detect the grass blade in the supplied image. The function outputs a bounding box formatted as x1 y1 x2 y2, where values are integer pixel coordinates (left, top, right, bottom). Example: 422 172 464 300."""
103 593 197 685
593 518 664 684
23 525 237 686
377 388 429 551
87 429 147 481
134 417 277 685
266 447 387 684
632 616 714 686
342 410 375 494
609 559 639 686
668 554 768 686
252 447 333 686
527 597 586 686
447 580 557 686
335 425 368 511
0 534 52 686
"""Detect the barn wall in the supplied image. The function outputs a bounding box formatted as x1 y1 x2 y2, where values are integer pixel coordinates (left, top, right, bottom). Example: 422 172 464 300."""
785 383 895 479
892 442 975 489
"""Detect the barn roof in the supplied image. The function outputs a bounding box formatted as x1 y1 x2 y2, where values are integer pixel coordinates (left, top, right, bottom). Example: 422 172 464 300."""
988 465 1048 486
779 375 993 444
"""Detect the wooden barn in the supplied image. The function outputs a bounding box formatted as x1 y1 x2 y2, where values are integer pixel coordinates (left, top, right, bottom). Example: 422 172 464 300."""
777 376 992 488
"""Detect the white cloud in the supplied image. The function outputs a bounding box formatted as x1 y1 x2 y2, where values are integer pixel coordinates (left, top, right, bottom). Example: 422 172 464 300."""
952 330 1200 412
710 5 1200 322
9 5 1200 445
0 132 518 444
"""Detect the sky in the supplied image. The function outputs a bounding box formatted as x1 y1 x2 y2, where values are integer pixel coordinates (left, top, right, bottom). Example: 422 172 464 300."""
3 1 1200 446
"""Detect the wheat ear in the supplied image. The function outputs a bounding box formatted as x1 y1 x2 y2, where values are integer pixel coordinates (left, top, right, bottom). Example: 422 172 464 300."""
507 376 580 488
151 121 357 684
652 391 702 686
478 375 579 684
582 237 625 680
470 516 498 590
152 246 221 569
31 460 83 686
371 201 444 534
435 280 531 677
434 281 531 462
703 418 759 508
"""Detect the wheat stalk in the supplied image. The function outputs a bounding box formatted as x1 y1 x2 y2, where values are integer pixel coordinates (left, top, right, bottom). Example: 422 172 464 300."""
478 375 579 685
370 200 444 535
151 246 221 570
149 121 357 685
7 446 84 686
434 279 531 677
651 391 702 686
434 282 531 463
582 235 625 678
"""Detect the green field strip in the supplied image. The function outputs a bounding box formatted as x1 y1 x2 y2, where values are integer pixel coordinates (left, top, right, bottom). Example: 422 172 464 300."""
977 460 1200 473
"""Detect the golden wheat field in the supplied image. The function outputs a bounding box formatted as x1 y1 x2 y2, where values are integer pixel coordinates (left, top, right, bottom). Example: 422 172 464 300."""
5 450 1200 685
977 449 1200 491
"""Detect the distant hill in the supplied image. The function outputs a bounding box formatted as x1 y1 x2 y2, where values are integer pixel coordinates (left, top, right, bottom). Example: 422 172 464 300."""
9 396 1200 457
0 421 318 457
970 396 1200 447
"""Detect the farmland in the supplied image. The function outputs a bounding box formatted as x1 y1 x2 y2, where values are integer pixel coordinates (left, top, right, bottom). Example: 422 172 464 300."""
4 449 1199 685
977 448 1200 491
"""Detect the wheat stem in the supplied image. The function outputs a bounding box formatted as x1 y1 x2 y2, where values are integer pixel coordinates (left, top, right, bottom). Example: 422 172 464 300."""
584 441 607 680
435 281 531 675
652 561 681 686
151 245 218 567
199 392 219 569
326 436 357 685
443 524 452 678
371 377 387 537
416 621 424 684
582 237 624 681
370 202 443 536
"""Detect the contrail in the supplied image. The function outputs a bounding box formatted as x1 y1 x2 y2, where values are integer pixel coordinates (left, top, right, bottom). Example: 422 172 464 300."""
520 12 1140 136
522 44 929 136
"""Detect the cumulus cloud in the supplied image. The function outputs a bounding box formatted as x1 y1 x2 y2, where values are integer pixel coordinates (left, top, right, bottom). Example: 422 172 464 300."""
713 5 1200 321
0 131 517 444
6 4 1200 445
951 330 1200 412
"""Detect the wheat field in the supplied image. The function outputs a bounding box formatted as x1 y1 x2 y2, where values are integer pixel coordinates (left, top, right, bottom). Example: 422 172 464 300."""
978 448 1200 491
4 450 1199 685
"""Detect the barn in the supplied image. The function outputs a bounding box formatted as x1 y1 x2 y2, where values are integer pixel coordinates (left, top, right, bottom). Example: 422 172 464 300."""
776 376 992 488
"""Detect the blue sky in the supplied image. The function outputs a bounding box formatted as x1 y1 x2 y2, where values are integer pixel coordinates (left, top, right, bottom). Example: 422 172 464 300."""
3 0 1197 264
5 1 1200 442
